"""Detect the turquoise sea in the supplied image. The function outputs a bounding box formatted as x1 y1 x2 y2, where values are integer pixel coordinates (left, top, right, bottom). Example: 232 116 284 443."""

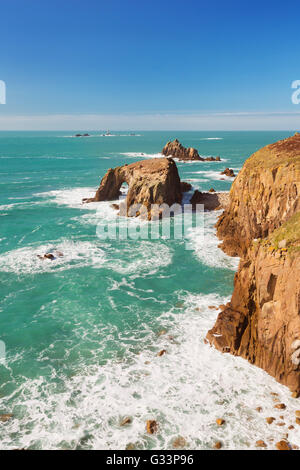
0 131 299 450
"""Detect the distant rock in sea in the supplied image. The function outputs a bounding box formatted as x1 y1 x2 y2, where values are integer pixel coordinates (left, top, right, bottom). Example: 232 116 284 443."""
162 139 221 162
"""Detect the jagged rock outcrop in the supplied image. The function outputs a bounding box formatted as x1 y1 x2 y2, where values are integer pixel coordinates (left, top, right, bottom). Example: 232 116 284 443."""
221 168 236 177
84 157 182 218
206 133 300 393
162 139 221 162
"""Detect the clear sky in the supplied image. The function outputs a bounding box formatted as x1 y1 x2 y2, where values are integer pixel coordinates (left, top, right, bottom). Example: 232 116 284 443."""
0 0 300 130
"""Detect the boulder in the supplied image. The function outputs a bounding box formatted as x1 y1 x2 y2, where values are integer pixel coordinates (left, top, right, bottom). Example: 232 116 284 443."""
220 168 236 177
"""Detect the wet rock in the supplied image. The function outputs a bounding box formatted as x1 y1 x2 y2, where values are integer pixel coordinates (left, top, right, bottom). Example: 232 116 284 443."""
110 203 120 210
274 403 286 410
180 181 192 192
120 417 132 426
288 425 294 430
172 436 187 449
276 440 291 450
255 407 263 412
125 443 136 450
44 253 55 260
292 391 300 398
266 417 276 424
295 410 300 417
296 417 300 425
220 168 236 177
256 440 267 448
175 301 184 308
216 418 225 426
214 441 222 449
276 422 285 427
209 188 216 193
208 305 217 310
157 350 167 357
146 420 158 434
0 414 13 423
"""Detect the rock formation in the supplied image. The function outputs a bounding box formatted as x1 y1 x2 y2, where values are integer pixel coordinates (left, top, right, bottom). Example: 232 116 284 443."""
221 168 236 177
162 139 221 162
180 181 192 192
206 133 300 393
190 190 229 211
84 157 182 218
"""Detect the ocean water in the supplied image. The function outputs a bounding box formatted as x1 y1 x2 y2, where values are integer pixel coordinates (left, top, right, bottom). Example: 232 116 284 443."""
0 130 299 450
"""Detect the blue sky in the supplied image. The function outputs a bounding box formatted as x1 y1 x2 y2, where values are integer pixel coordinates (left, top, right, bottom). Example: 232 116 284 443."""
0 0 300 129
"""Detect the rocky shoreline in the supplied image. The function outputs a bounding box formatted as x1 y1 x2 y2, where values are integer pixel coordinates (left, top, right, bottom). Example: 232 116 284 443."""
206 133 300 395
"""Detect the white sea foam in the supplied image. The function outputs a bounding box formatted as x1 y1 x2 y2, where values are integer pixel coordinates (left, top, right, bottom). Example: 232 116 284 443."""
199 137 223 140
186 212 239 271
35 187 98 210
120 152 163 159
1 292 299 450
0 240 106 274
193 169 237 182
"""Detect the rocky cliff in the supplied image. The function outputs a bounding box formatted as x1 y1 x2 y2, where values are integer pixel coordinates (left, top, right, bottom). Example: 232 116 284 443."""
206 133 300 393
84 157 182 218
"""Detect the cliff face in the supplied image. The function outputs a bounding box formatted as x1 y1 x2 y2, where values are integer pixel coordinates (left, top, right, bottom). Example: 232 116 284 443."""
206 134 300 393
216 134 300 257
84 157 182 218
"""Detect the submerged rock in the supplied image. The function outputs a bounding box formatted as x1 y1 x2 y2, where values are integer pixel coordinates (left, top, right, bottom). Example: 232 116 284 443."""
172 436 187 449
120 417 132 426
0 414 13 422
